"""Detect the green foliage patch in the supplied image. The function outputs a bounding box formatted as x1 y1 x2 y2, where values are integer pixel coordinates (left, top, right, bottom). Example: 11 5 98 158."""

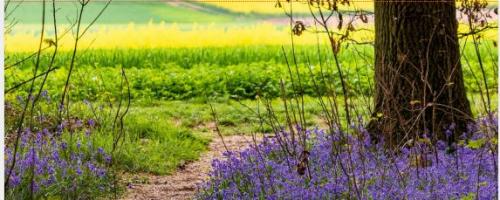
6 43 497 102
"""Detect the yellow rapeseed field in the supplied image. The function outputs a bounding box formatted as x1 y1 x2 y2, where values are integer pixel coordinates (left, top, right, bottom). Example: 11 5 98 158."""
5 21 496 53
5 22 375 52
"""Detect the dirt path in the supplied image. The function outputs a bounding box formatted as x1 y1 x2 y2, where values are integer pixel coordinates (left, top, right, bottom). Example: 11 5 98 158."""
120 135 257 200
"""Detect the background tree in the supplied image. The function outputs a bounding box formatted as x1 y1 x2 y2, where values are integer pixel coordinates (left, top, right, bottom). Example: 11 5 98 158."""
368 0 472 148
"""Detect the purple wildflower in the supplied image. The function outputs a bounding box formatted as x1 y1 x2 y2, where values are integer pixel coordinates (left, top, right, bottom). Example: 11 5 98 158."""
198 116 498 199
88 119 96 127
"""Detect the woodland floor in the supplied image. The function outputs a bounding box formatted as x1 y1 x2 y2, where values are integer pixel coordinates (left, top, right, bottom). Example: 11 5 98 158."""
121 135 257 200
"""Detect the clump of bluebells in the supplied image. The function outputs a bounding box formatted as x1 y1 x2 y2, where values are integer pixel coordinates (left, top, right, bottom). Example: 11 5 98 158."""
5 93 114 199
5 123 113 199
197 115 497 199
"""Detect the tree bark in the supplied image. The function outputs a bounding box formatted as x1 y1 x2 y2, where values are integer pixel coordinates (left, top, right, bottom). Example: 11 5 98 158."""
369 0 472 148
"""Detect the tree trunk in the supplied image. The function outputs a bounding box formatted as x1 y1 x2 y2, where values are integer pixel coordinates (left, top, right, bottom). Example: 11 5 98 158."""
369 1 472 148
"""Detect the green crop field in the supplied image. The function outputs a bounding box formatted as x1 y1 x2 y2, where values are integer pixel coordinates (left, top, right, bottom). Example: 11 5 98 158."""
6 42 497 101
6 1 247 24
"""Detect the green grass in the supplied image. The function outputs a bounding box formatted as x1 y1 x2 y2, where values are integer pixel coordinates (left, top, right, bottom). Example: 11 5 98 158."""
113 109 210 175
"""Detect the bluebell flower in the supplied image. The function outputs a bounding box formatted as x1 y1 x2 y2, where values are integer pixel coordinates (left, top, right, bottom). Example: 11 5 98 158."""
198 116 498 199
88 119 96 127
61 142 67 150
76 167 82 176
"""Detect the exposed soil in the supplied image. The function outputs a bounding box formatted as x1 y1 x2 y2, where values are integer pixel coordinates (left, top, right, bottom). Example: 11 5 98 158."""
120 135 258 200
166 0 219 14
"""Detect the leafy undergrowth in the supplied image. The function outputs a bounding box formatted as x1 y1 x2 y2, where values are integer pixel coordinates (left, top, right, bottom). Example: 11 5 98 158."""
7 43 496 102
197 115 498 199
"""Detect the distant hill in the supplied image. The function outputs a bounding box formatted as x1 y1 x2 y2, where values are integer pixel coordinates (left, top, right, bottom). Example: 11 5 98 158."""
5 1 263 24
8 1 492 26
5 0 379 25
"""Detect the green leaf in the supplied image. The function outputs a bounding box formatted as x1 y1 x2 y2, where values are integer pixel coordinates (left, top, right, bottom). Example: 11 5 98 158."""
468 138 486 149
